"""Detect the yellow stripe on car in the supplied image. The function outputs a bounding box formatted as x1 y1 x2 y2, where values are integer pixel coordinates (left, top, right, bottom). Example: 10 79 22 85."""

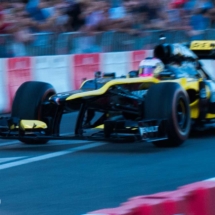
19 120 47 130
66 77 159 101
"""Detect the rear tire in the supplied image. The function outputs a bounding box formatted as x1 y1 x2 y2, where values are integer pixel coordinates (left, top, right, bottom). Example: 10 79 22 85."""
11 81 56 144
144 82 191 147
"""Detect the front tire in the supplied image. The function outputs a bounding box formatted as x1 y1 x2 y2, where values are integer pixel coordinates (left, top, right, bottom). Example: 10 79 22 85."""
144 82 191 147
11 81 56 144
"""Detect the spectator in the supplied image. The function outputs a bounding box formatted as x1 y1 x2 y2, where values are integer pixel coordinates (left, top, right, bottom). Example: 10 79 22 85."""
91 1 112 31
0 3 13 57
80 1 108 32
66 0 86 31
143 0 168 30
6 7 34 56
70 0 105 53
191 7 211 30
53 0 70 32
106 0 144 34
182 0 214 39
109 1 126 19
0 2 15 34
184 0 197 13
26 0 60 32
0 0 215 57
165 0 192 30
26 0 47 22
208 7 215 28
194 0 214 11
187 0 213 35
169 0 188 9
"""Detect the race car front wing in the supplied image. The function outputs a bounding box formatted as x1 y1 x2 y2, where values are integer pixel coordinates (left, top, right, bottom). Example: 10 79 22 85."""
0 116 168 143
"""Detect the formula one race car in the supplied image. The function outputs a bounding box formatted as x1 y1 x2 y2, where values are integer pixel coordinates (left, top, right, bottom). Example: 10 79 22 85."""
1 40 215 147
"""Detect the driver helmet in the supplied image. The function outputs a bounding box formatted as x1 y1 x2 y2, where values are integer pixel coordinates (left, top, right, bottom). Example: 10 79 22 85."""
139 57 164 77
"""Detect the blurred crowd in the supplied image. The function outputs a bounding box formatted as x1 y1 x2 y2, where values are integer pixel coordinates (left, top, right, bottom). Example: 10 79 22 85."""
1 0 215 34
0 0 215 56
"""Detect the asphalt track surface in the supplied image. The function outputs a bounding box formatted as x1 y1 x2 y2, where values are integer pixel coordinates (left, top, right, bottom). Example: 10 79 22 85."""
1 112 215 215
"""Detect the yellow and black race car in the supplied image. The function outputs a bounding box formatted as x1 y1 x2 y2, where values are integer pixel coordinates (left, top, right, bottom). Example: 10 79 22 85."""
1 40 215 147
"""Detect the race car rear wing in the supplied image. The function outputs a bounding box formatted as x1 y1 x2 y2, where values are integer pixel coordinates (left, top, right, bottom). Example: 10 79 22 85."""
190 41 215 59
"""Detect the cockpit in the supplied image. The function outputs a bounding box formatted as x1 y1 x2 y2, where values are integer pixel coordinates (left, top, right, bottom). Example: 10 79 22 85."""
151 43 210 80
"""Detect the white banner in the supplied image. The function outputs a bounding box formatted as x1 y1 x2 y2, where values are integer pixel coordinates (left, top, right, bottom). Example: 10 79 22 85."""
33 55 72 93
0 59 8 113
101 52 130 77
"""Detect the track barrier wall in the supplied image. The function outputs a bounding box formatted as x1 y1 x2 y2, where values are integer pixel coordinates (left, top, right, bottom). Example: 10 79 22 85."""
101 52 130 77
33 55 72 93
0 50 153 113
7 57 33 112
0 59 8 113
86 179 215 215
73 53 101 89
1 50 215 113
129 50 153 71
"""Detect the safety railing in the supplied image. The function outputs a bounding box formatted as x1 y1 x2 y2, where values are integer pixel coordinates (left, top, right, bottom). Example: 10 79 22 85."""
0 29 214 57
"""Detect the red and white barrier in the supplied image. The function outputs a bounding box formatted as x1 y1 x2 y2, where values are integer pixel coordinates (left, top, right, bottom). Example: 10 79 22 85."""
33 55 72 92
1 49 214 115
6 57 33 112
129 50 153 71
0 51 153 113
101 52 130 77
0 59 8 113
72 53 101 89
86 179 215 215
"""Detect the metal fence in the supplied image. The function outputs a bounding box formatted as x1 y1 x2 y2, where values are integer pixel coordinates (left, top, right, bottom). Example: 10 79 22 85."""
1 29 215 57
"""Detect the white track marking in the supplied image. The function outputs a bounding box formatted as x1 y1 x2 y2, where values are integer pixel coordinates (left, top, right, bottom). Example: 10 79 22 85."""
1 140 93 149
0 157 27 164
0 142 106 170
0 140 92 148
205 178 215 181
0 141 20 147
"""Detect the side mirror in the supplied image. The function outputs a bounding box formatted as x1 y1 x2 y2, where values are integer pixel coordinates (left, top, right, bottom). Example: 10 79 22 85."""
95 71 102 79
128 70 139 78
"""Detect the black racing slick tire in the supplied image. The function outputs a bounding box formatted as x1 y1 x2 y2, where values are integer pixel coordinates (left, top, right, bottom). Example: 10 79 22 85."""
144 82 191 147
11 81 56 144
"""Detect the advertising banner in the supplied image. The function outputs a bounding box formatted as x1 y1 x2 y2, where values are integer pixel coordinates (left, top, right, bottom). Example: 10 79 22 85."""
73 54 101 89
7 57 32 111
101 52 129 77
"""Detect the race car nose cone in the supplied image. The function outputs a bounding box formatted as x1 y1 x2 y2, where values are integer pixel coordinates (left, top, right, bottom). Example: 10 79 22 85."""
49 93 70 105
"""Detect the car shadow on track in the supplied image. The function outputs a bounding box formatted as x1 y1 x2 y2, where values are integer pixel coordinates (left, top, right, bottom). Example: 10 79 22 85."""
189 128 215 138
75 141 188 154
